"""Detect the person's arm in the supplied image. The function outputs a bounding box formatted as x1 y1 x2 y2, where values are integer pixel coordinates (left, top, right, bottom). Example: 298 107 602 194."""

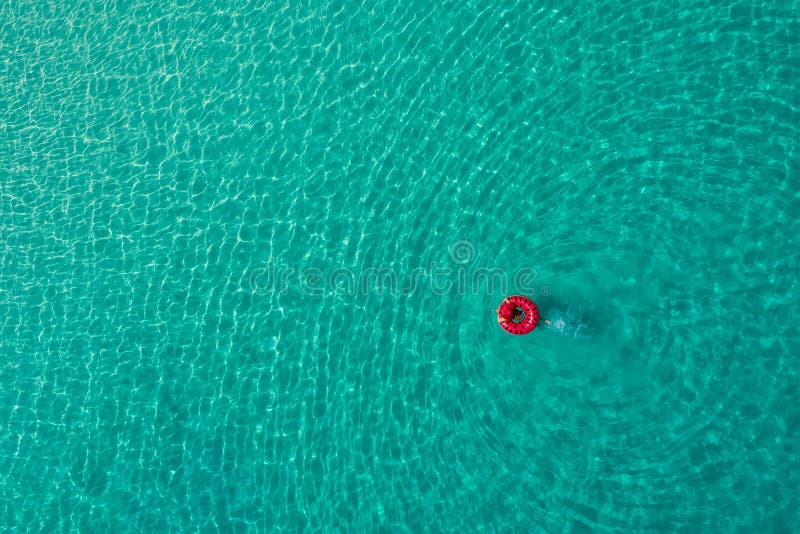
544 319 551 325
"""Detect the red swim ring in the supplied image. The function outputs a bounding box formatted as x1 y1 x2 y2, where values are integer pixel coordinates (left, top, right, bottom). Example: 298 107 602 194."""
497 295 540 335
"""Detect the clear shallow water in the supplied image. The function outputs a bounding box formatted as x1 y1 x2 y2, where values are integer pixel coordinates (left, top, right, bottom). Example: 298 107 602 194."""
2 0 799 531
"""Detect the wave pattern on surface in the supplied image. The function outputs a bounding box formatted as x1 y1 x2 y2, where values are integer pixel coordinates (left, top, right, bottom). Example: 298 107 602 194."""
1 0 799 531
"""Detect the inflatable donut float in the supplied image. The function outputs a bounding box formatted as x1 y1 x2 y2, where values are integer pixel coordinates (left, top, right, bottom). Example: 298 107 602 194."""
497 295 540 335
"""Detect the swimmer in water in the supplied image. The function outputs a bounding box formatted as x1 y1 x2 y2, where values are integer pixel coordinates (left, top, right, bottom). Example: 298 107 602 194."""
498 298 550 327
497 298 524 324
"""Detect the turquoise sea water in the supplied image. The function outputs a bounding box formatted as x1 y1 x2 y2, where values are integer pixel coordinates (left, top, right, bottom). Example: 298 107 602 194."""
2 0 799 531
